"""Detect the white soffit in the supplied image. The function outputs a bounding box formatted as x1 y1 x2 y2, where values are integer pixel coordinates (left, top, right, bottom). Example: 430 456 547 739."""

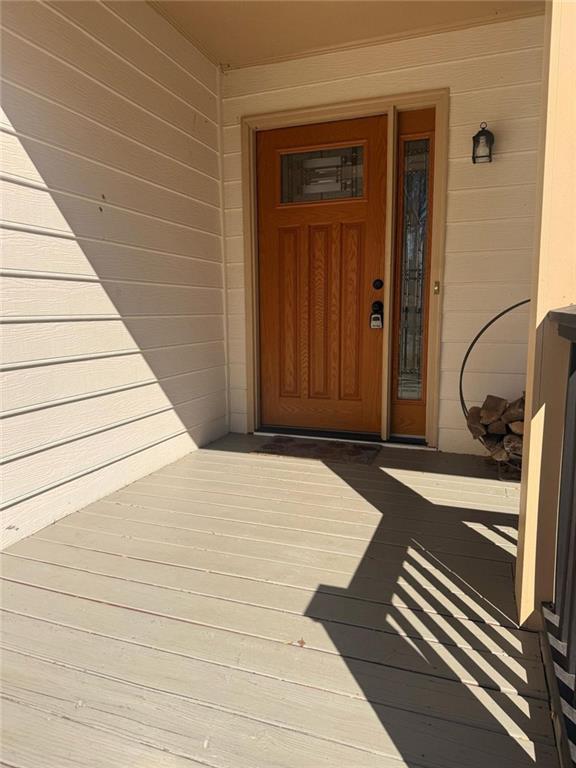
150 0 545 69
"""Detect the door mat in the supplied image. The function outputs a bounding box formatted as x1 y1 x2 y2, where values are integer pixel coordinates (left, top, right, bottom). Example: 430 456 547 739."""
253 436 380 465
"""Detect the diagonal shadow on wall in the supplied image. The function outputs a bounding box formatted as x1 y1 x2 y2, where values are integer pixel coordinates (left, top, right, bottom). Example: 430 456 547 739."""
1 85 228 542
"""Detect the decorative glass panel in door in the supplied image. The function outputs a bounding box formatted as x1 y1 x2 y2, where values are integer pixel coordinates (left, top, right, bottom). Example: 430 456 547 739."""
281 146 364 203
397 138 430 402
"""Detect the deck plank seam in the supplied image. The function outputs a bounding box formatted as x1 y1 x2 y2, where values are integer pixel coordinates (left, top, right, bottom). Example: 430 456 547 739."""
0 639 553 750
59 512 517 565
114 485 520 528
0 592 546 702
156 465 518 498
0 576 529 664
133 477 520 514
102 496 518 549
0 563 535 660
11 538 523 631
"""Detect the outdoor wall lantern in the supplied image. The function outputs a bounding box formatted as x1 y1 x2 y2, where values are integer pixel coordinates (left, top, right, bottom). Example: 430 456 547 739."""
472 122 495 164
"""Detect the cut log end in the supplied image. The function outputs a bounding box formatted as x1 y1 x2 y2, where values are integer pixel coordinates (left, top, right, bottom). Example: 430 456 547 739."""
480 395 508 425
466 406 486 439
503 433 523 457
502 396 525 424
487 419 507 435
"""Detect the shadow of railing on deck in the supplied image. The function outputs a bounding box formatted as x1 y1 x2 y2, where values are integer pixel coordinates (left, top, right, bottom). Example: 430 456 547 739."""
299 453 553 767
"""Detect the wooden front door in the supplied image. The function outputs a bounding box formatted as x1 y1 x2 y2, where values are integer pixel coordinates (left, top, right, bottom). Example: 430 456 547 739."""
257 116 387 434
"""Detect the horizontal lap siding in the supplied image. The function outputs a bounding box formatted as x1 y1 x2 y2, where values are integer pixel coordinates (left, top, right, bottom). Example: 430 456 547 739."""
0 0 226 547
220 15 544 447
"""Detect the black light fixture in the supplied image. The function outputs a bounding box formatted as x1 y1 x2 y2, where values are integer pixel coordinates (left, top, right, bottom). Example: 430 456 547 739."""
472 122 495 164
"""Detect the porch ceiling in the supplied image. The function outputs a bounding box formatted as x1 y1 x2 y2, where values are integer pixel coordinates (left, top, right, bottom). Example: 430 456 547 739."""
151 0 544 69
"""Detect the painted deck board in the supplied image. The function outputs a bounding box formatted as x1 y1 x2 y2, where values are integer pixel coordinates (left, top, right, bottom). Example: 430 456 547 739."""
0 571 545 697
21 522 517 626
65 499 518 560
1 542 536 657
110 488 518 545
1 697 207 768
1 435 558 767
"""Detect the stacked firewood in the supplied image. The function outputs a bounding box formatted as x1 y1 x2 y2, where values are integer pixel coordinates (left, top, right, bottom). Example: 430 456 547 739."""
466 394 525 464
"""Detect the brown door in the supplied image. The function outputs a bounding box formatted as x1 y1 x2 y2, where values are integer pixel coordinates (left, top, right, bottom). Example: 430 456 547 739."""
257 116 387 434
389 109 435 439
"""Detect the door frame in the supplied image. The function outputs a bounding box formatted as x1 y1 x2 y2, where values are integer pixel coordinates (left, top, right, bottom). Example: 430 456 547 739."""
240 88 449 446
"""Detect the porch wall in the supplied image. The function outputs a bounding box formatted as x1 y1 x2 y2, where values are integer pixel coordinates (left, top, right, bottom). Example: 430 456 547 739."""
0 1 227 547
221 15 546 453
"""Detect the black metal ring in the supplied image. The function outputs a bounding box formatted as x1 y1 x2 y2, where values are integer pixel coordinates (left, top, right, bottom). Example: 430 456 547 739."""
458 298 531 421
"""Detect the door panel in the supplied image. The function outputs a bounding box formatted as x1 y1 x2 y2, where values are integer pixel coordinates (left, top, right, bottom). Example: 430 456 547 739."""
278 227 300 398
308 224 332 399
257 116 387 434
340 222 364 402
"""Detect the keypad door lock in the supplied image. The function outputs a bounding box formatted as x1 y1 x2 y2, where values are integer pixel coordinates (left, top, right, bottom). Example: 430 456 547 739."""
370 301 384 329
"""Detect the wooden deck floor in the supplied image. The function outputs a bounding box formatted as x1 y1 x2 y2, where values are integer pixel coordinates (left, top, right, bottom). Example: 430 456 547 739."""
1 434 558 767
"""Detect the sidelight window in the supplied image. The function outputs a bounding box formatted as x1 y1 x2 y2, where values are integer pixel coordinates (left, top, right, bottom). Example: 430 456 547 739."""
396 138 430 401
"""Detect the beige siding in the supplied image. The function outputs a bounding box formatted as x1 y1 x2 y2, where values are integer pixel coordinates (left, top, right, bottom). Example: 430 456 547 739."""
0 1 226 547
220 15 544 451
